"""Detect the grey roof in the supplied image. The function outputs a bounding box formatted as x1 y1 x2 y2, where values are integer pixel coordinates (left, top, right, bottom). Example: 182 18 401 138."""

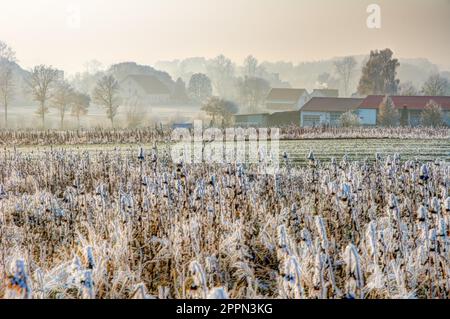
302 97 364 112
123 74 170 95
266 88 308 101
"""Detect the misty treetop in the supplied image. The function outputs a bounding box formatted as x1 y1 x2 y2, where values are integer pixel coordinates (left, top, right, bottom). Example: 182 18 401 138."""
422 74 450 96
188 73 212 103
357 49 400 96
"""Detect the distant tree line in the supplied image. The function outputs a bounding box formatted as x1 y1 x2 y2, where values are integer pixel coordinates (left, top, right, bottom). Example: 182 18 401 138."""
1 39 449 129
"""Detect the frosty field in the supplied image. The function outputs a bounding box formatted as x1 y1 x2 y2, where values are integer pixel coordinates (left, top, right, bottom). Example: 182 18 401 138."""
0 133 449 299
6 138 449 165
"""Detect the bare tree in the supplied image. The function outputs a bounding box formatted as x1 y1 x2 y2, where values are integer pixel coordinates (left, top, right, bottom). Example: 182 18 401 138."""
243 55 258 78
207 55 235 98
422 74 449 96
188 73 212 103
0 66 14 127
83 59 104 74
0 40 16 128
399 81 419 96
52 80 75 129
27 65 60 128
93 75 121 127
238 77 270 113
0 40 16 62
71 91 90 128
334 56 357 97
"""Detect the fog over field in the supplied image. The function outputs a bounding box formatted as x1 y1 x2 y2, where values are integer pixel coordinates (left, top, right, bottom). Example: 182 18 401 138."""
0 0 449 129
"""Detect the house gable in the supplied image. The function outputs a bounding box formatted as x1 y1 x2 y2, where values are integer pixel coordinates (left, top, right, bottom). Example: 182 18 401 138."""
265 88 309 111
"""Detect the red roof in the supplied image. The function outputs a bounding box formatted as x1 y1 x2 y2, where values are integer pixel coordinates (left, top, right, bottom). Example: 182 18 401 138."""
358 95 385 109
392 96 450 110
359 95 450 110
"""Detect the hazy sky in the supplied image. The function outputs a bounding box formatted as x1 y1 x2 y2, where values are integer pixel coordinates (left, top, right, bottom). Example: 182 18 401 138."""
1 0 449 74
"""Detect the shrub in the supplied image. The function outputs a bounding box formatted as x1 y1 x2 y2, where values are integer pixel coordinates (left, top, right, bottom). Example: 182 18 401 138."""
420 100 444 127
377 96 399 127
339 111 360 127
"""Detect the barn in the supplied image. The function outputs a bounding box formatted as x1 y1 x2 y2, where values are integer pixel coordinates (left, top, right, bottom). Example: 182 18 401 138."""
300 97 363 127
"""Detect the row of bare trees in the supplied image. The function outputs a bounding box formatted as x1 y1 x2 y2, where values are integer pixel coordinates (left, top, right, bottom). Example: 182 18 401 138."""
29 66 121 128
26 65 91 128
28 68 121 128
0 40 123 129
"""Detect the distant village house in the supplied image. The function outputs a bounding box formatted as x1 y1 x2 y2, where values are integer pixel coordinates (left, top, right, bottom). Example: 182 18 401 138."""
268 110 301 127
300 97 363 126
233 94 450 128
121 74 171 105
234 113 270 127
265 88 310 111
359 95 450 126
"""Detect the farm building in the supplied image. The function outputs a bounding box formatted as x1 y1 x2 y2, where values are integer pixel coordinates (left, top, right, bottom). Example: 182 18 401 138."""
358 95 450 126
356 96 378 125
121 74 171 105
234 113 270 127
265 88 310 111
310 89 339 98
268 110 301 127
233 111 301 127
300 97 363 127
233 95 450 128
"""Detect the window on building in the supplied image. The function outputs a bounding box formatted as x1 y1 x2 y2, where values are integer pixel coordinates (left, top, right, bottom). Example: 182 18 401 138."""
409 111 421 127
303 115 321 127
330 112 343 124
